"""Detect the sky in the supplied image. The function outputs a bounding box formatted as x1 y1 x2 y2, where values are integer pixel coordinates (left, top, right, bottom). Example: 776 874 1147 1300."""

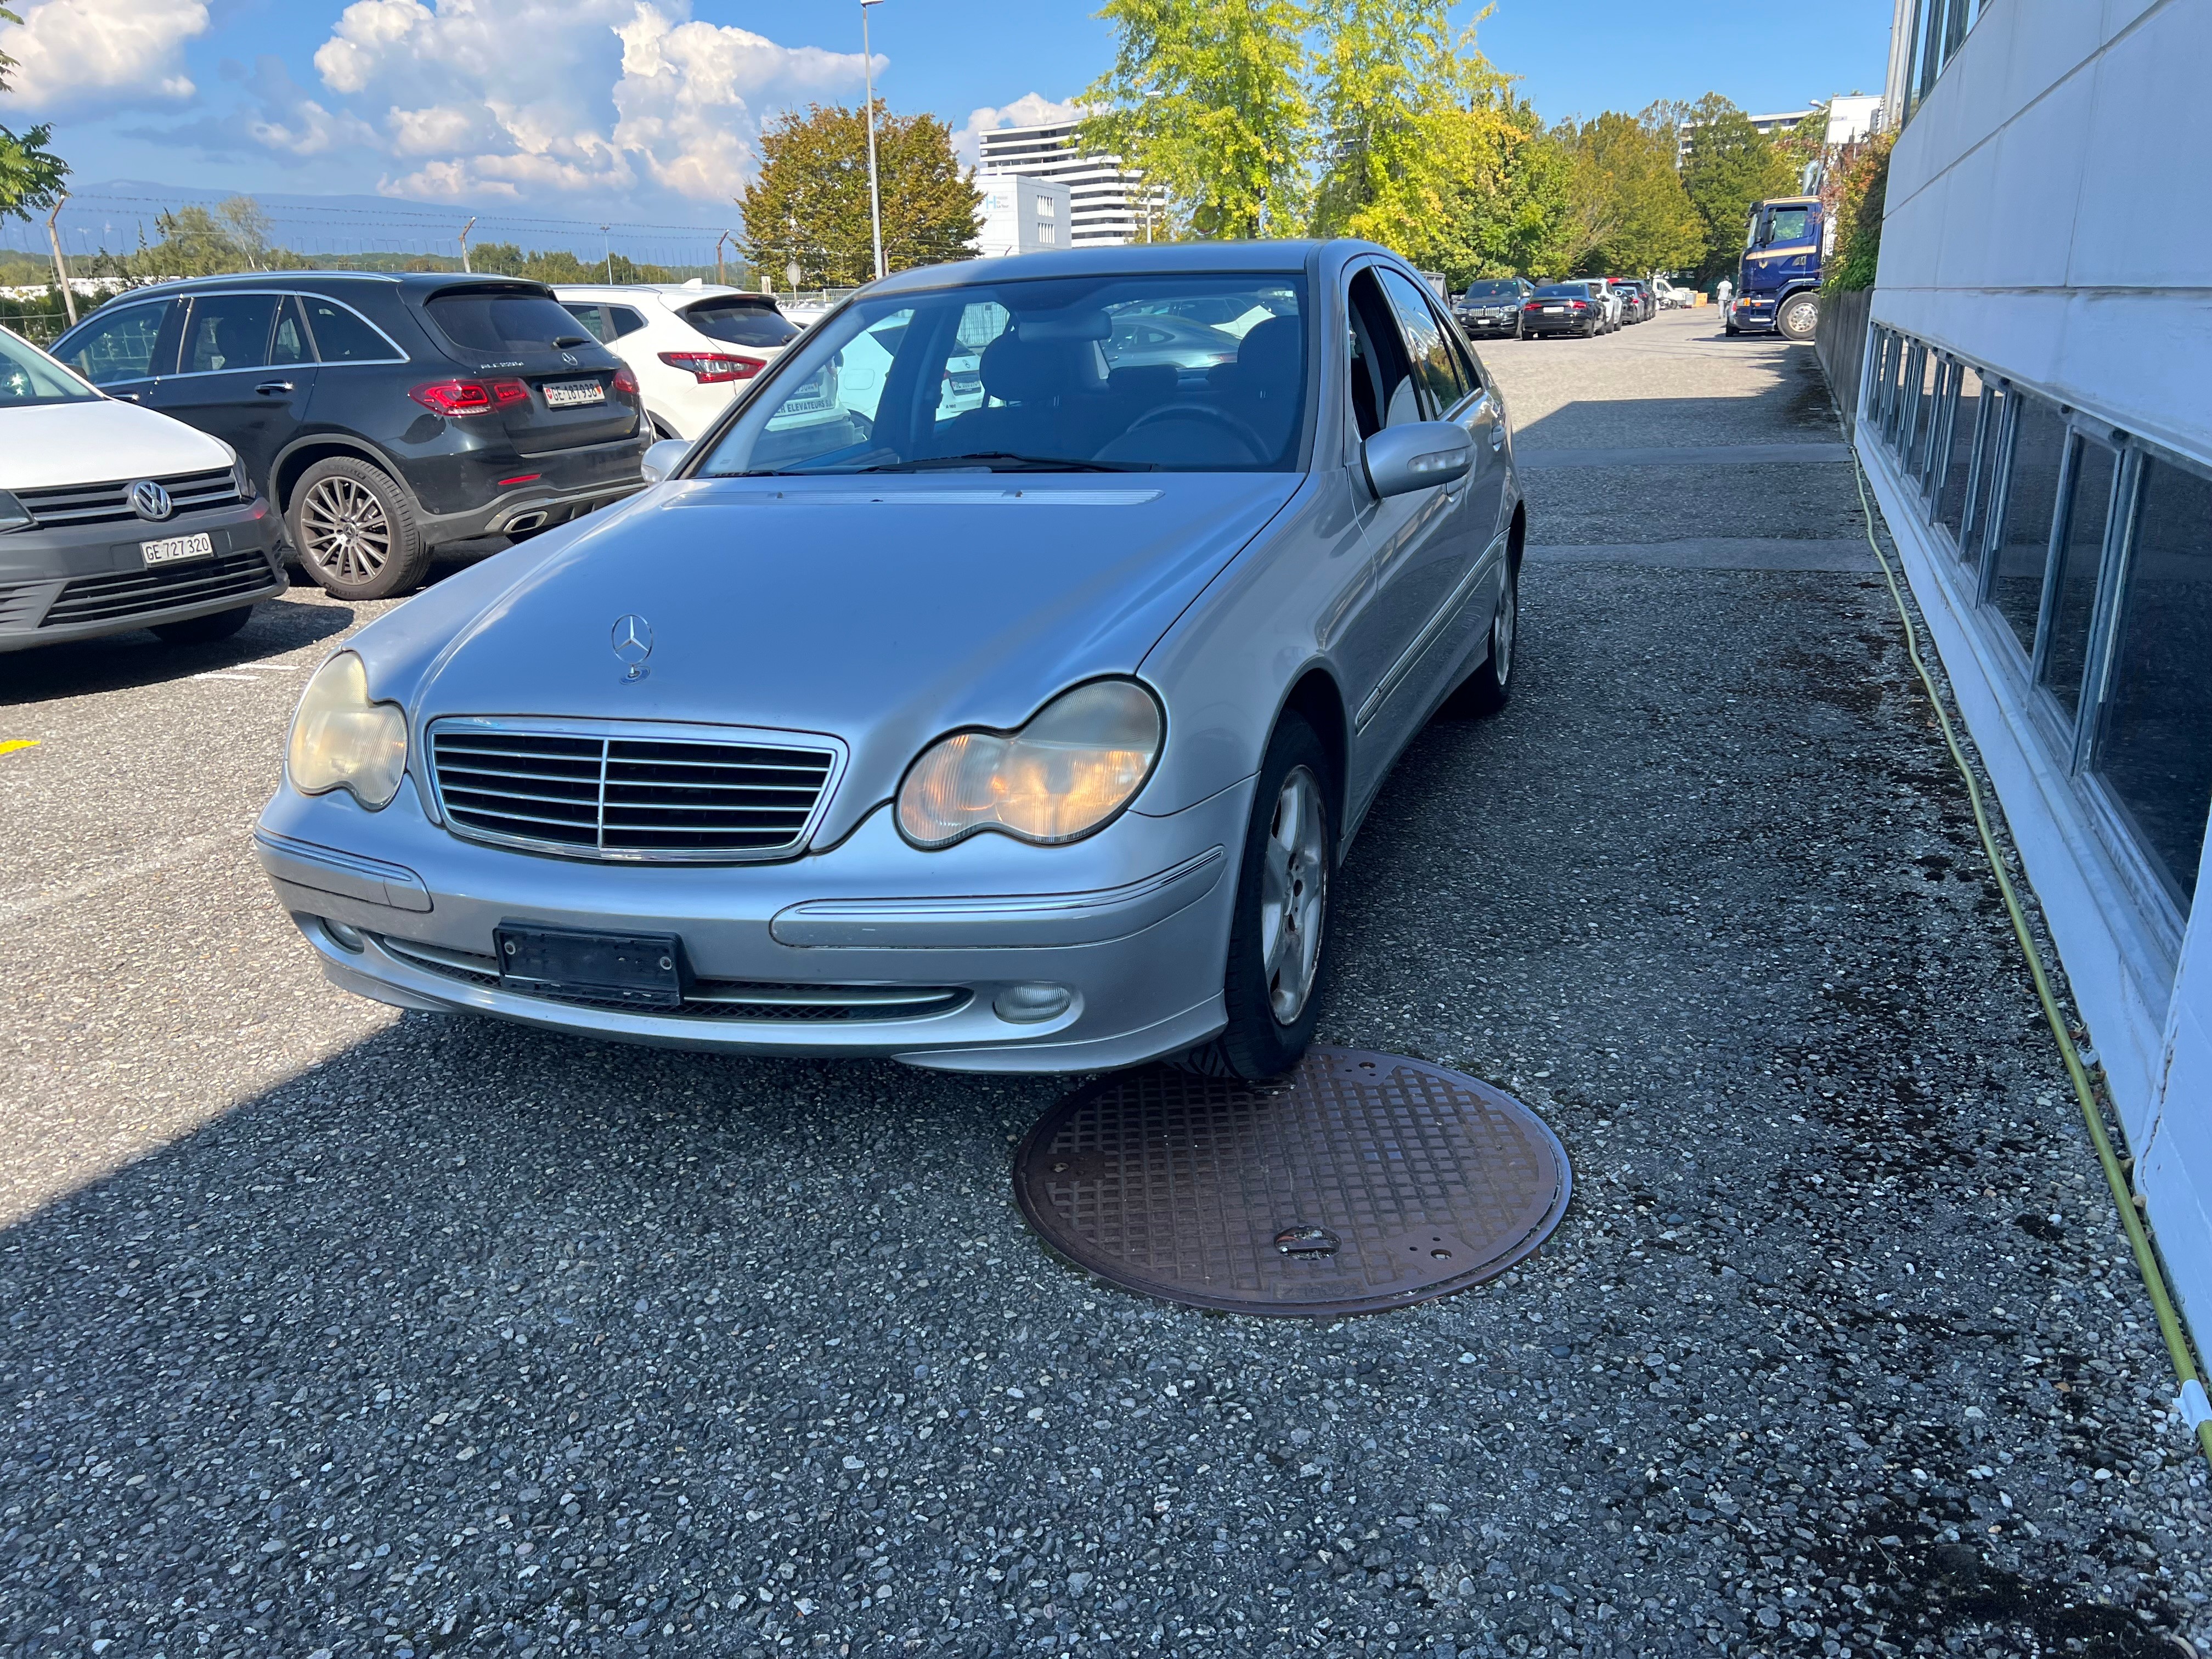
3 0 1891 257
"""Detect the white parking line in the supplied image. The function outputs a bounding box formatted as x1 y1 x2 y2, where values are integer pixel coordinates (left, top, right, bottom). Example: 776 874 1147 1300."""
191 673 260 682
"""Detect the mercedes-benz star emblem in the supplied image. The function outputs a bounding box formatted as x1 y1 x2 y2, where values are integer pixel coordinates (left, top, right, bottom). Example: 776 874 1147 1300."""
129 480 174 522
611 614 653 681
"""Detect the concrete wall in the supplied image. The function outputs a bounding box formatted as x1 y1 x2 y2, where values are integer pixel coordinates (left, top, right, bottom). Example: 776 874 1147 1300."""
1866 0 2212 1338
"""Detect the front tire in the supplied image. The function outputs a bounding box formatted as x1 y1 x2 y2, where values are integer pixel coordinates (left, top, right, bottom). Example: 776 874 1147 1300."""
287 456 431 601
151 605 253 645
1777 292 1820 341
1175 715 1336 1081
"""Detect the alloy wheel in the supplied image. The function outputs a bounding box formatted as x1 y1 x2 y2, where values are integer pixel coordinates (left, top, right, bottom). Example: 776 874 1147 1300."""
1259 764 1328 1025
1493 578 1517 689
299 476 393 586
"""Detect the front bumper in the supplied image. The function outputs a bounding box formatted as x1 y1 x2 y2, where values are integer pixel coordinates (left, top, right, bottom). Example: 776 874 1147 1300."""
255 775 1254 1072
1729 296 1780 333
0 499 285 653
1457 312 1520 332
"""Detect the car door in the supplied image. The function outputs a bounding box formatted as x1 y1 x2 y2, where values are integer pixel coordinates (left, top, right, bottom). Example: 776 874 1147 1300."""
1335 264 1463 803
53 298 180 408
148 292 317 495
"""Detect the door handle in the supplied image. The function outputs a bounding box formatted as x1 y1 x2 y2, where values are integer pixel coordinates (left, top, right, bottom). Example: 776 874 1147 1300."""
255 380 295 396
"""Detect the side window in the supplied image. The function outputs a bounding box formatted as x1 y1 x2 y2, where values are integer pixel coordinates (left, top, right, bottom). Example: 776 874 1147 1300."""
560 303 611 342
271 296 312 366
607 307 649 339
301 296 399 364
182 294 278 375
61 301 174 385
1346 270 1418 438
939 301 1007 421
1378 267 1465 415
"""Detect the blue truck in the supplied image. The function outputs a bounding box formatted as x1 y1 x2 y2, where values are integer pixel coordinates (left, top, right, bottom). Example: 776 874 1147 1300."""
1725 194 1824 341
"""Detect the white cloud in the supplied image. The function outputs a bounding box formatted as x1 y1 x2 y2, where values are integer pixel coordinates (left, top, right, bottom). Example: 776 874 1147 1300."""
5 0 210 110
295 0 870 204
954 92 1084 166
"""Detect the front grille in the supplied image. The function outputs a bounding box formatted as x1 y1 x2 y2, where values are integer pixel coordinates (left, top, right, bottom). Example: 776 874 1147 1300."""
374 935 966 1023
16 467 241 529
40 551 278 628
428 721 838 862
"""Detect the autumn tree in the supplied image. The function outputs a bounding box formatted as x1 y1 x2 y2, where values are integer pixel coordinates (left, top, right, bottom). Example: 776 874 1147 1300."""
1553 104 1703 277
739 102 978 287
1676 93 1794 281
1082 0 1313 239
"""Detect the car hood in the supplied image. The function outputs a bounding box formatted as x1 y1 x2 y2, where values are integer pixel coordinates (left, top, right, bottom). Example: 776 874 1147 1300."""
2 398 233 489
366 471 1302 843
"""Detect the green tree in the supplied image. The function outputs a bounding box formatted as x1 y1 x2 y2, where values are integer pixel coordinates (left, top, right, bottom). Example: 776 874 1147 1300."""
1770 100 1828 188
89 198 290 280
1082 0 1313 240
1824 129 1893 294
1553 104 1703 277
1677 92 1794 281
470 241 674 284
1448 98 1573 280
0 5 71 230
738 101 978 286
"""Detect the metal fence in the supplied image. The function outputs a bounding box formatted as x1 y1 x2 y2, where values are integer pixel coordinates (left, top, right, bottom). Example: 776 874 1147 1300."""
1816 285 1875 439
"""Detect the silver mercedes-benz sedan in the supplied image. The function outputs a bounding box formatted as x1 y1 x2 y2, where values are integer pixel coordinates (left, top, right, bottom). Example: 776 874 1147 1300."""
255 239 1526 1079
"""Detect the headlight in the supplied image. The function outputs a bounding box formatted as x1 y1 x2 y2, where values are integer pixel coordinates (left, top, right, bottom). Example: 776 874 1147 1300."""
897 679 1163 848
286 651 408 809
0 489 29 533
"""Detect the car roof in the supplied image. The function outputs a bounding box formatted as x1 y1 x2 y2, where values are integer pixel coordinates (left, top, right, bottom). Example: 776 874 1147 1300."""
868 238 1356 299
109 270 555 297
555 283 777 303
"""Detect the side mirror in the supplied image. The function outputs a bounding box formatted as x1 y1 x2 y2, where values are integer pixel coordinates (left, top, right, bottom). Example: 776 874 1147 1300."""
640 437 691 485
1361 421 1474 500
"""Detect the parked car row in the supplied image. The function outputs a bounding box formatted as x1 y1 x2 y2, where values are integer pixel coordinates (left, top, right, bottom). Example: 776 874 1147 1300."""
1449 275 1660 340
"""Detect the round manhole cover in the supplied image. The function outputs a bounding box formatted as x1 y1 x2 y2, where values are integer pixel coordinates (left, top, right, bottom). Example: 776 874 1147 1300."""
1013 1047 1571 1317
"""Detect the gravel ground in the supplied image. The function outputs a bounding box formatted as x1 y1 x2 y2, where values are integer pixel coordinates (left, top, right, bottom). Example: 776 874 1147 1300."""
3 309 2208 1659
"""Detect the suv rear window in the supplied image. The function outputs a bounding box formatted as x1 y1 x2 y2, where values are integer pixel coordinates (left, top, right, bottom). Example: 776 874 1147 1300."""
683 299 800 349
426 290 592 354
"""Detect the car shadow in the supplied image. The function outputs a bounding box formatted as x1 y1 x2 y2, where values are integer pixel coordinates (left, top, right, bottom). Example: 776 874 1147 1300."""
0 591 358 704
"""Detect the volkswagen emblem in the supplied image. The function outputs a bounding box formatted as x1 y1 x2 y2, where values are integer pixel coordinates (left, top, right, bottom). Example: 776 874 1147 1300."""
611 614 653 681
561 351 579 366
129 480 174 522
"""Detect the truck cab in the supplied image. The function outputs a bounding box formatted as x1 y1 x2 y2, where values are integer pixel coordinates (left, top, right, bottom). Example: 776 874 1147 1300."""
1727 195 1822 341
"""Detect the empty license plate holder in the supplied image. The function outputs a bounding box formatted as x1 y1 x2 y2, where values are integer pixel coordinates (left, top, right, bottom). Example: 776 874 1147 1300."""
495 924 685 1009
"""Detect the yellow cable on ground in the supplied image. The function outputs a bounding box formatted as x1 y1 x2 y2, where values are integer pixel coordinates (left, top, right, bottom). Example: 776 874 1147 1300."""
1849 451 2212 1474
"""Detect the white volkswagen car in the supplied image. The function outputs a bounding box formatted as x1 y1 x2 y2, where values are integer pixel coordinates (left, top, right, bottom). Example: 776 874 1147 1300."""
553 283 800 440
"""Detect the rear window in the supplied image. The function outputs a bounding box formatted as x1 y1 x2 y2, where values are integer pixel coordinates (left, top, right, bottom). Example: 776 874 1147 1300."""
302 295 398 362
1464 280 1521 300
684 299 799 349
1532 285 1585 298
426 290 594 354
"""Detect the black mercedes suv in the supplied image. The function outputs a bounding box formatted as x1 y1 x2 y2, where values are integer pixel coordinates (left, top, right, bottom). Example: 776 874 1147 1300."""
53 273 651 599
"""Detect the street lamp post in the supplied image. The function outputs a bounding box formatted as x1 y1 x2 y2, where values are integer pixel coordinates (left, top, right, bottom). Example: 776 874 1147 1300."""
861 0 886 283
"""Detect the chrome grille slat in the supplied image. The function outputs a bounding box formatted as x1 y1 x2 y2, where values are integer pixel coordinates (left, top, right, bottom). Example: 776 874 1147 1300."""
17 467 242 528
428 721 839 862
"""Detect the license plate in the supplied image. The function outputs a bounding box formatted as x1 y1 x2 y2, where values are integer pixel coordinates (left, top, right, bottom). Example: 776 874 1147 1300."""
141 531 215 567
1544 305 1564 313
495 924 683 1009
541 379 606 409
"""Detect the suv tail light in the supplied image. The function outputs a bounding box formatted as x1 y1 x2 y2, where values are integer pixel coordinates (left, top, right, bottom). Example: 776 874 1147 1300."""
612 364 640 399
1571 301 1588 310
658 351 762 385
410 378 529 417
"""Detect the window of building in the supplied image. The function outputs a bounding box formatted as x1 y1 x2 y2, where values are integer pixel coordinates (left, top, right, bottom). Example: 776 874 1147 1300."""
1917 358 1955 494
2038 435 2120 722
1933 364 1984 548
1989 392 2066 657
1907 0 1985 119
2094 454 2212 905
1959 382 2005 566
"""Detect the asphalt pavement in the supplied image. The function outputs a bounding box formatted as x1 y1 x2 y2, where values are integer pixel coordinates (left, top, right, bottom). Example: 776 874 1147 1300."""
4 308 2208 1659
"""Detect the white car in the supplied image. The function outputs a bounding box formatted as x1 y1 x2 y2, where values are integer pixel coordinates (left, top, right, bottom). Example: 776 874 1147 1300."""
1651 276 1695 310
552 282 800 440
0 323 285 654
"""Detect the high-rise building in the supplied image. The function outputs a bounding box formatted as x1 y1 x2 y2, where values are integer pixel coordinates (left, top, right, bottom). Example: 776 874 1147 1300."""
976 121 1153 247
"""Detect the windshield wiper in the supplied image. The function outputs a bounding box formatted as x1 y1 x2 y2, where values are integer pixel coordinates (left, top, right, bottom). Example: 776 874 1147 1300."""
854 453 1153 474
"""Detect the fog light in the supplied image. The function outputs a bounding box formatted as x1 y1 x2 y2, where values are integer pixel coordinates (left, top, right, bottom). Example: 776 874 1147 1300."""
323 918 365 953
993 983 1071 1024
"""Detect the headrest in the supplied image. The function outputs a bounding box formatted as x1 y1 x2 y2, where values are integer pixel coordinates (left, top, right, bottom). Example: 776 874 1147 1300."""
979 335 1058 404
1212 314 1305 399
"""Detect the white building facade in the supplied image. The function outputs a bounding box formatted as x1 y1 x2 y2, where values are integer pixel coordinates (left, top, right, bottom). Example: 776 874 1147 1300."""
1854 0 2212 1327
976 122 1152 246
975 177 1075 261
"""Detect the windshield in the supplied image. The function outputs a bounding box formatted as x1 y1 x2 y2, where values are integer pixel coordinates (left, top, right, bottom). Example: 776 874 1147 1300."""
693 272 1309 476
426 290 594 353
1464 280 1521 300
684 298 800 349
0 326 100 407
1767 207 1813 245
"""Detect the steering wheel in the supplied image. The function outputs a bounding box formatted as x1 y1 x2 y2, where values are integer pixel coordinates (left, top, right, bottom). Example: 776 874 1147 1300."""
1121 400 1270 462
